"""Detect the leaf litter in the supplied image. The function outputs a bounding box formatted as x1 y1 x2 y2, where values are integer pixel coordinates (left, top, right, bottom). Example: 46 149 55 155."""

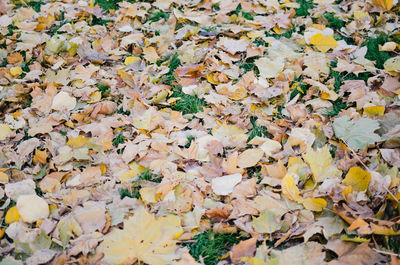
0 0 400 264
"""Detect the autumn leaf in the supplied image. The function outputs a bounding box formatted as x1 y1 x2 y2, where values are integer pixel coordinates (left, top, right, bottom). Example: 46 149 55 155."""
309 33 338 53
97 207 183 265
0 124 11 141
333 115 382 151
281 174 302 203
302 145 342 182
343 167 371 191
252 210 282 234
372 0 394 10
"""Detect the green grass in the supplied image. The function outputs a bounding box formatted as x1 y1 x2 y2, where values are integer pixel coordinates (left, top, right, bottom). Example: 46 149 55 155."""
118 169 162 199
138 168 162 183
27 0 45 12
112 132 125 147
247 117 269 142
13 0 45 12
171 88 206 114
97 83 111 98
185 135 195 148
329 61 372 93
158 52 181 86
239 56 260 75
290 81 310 100
241 11 254 20
95 0 121 11
323 13 345 30
364 34 391 69
49 19 70 35
185 231 243 265
295 0 315 17
247 165 262 184
324 99 347 117
90 16 113 26
119 187 140 199
116 108 131 115
146 11 170 23
159 53 206 114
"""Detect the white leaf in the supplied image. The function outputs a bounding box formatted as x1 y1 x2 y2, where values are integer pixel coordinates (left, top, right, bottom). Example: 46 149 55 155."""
211 173 242 196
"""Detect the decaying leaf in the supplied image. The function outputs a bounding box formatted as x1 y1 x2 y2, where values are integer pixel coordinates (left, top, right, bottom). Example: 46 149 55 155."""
333 115 382 151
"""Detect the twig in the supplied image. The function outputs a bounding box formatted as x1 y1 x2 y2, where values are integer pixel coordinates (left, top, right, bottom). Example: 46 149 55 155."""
372 248 398 257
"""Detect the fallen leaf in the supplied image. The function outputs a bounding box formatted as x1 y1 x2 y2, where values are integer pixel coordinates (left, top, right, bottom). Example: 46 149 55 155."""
333 115 382 151
0 124 11 141
238 148 264 168
230 237 257 263
309 33 338 53
97 207 183 265
281 174 302 203
343 167 371 191
302 145 342 182
17 194 49 223
211 173 242 196
51 91 77 111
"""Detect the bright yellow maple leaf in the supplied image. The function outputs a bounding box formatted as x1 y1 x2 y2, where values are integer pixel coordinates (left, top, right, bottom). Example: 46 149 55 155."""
67 135 90 148
281 174 302 203
364 105 385 117
343 167 371 191
302 146 342 183
97 207 183 265
372 0 394 10
302 197 327 212
5 206 20 224
309 33 338 53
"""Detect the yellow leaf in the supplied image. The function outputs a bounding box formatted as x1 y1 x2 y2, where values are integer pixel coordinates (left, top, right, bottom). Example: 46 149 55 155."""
364 105 385 117
89 91 102 103
10 66 22 77
302 146 342 182
33 149 48 164
0 172 8 184
252 210 281 233
36 14 55 31
118 170 137 183
384 56 400 74
309 33 338 53
370 223 400 235
0 227 5 239
124 56 139 65
343 167 371 191
139 187 158 203
246 257 267 265
143 47 159 63
281 174 302 203
238 148 264 168
302 197 327 212
5 206 20 224
97 207 182 265
340 234 370 243
353 11 369 20
0 124 11 141
206 73 220 85
372 0 394 10
67 135 90 148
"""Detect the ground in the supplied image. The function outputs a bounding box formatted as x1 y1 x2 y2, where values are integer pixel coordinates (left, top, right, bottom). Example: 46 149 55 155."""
0 0 400 264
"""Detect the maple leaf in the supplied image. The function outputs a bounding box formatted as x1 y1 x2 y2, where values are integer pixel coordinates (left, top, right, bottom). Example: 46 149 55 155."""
333 115 382 151
302 145 342 182
97 207 183 265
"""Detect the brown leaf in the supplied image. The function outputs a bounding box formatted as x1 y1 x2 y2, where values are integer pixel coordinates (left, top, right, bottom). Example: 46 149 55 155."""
230 237 257 264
